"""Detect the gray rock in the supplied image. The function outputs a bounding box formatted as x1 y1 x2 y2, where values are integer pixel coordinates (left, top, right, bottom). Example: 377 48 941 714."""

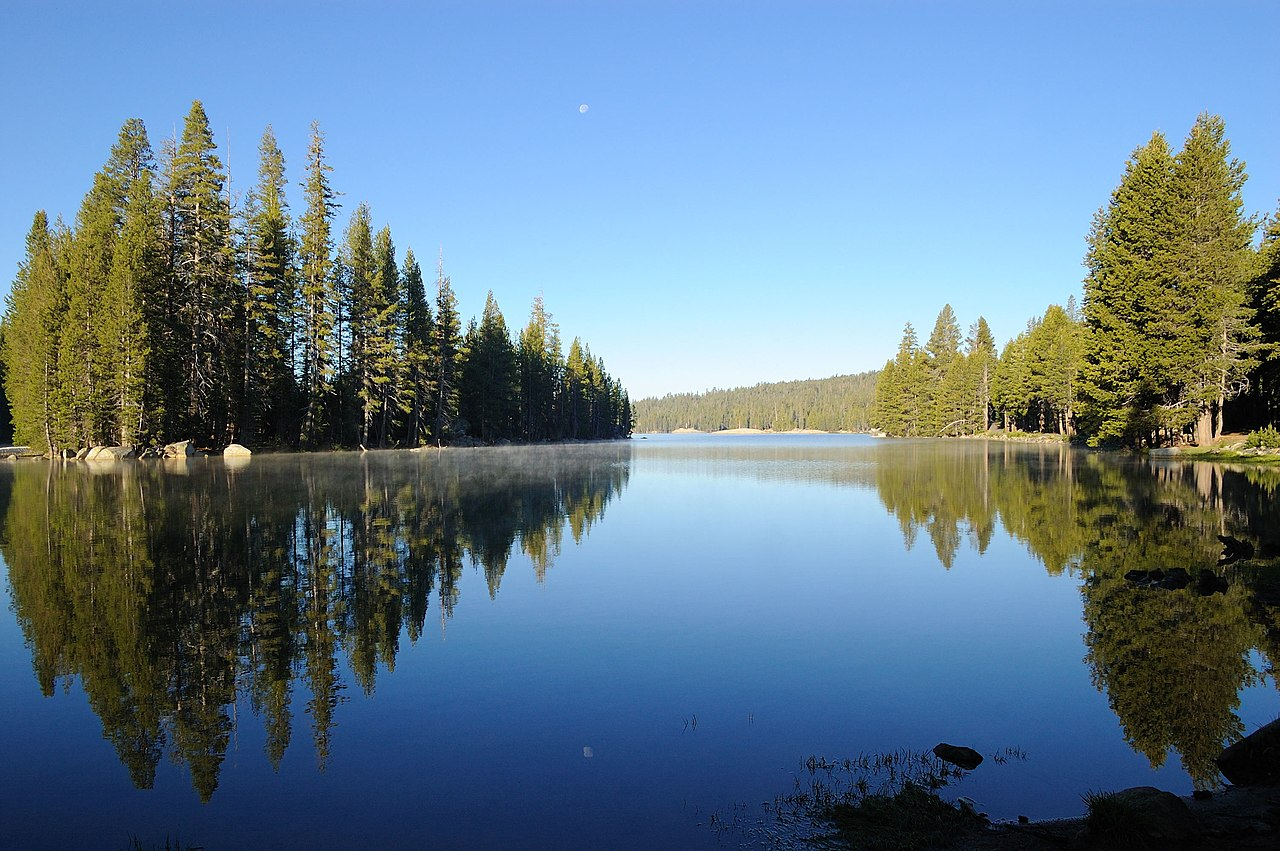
163 440 195 458
223 443 252 457
1217 718 1280 786
932 743 983 770
87 445 135 461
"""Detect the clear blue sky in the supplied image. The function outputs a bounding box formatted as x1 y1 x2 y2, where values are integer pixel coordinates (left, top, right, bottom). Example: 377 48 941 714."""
2 1 1277 400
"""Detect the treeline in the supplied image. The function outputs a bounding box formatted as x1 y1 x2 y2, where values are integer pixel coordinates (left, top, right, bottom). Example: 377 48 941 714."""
874 114 1280 447
632 372 877 433
0 445 630 799
874 302 1082 437
0 101 632 453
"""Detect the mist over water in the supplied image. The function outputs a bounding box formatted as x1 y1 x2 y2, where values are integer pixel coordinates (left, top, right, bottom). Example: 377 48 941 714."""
1 436 1277 848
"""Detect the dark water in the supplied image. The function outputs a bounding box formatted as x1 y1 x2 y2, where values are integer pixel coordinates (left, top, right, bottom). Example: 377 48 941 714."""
1 435 1278 849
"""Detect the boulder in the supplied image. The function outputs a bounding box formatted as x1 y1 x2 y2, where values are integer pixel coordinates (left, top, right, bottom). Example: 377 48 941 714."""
74 447 89 460
932 743 983 770
163 440 195 458
1217 718 1280 786
86 445 135 461
1104 787 1198 843
223 443 252 458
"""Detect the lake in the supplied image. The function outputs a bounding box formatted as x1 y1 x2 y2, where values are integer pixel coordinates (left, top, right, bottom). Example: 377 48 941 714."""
1 434 1278 849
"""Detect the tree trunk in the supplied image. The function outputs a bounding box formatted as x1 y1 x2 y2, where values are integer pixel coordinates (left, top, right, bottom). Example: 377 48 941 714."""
1194 408 1214 446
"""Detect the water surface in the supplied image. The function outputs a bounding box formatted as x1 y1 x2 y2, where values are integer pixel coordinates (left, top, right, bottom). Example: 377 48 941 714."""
1 435 1278 848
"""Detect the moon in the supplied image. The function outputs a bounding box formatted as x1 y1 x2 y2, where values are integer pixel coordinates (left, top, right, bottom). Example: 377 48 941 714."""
578 104 589 114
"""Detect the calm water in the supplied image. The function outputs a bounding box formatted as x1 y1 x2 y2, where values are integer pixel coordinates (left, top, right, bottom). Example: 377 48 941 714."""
1 435 1278 849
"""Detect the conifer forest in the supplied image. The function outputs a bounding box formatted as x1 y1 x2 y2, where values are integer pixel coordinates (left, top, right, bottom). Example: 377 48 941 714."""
0 102 633 453
873 114 1280 448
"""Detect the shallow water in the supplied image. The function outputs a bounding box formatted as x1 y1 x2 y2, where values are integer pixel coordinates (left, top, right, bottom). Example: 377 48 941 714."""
1 435 1277 849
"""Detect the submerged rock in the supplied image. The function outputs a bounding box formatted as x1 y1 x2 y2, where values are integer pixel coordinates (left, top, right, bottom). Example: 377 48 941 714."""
1196 569 1229 596
1217 718 1280 786
932 743 983 770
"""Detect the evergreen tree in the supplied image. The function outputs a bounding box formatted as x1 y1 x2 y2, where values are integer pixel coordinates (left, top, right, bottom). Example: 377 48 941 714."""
399 249 433 446
297 122 339 448
58 119 155 446
370 226 401 446
2 212 69 452
1246 202 1280 424
1079 132 1179 446
164 101 240 444
1171 114 1259 441
923 304 962 434
428 257 462 440
966 317 997 432
243 125 297 446
100 166 164 445
340 203 376 446
517 296 562 441
459 291 518 442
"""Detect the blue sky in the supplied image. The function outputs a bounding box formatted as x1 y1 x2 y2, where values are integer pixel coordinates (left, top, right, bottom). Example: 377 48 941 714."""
2 1 1277 400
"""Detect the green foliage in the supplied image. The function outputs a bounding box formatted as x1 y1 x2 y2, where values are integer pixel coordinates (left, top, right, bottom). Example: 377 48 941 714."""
874 304 1082 438
635 371 876 433
1080 115 1260 447
1244 426 1280 449
3 107 631 450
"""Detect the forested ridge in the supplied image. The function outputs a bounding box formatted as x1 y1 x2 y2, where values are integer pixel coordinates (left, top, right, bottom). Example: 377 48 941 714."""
632 371 877 433
874 114 1280 447
0 101 632 454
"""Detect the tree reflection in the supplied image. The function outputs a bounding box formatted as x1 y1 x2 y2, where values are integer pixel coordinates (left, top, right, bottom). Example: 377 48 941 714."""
872 441 1280 787
0 444 630 800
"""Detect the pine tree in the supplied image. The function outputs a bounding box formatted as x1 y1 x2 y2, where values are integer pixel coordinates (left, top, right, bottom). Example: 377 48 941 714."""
100 167 164 445
297 122 339 448
517 296 561 441
966 317 997 432
459 291 517 442
1171 114 1259 441
872 322 928 436
428 256 462 441
1247 203 1280 424
398 249 432 446
164 101 240 444
340 203 376 446
2 212 69 452
370 226 401 446
60 120 154 446
243 126 297 446
1079 132 1178 446
923 304 962 435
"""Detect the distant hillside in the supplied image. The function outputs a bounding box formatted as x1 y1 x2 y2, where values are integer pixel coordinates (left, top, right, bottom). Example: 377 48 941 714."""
633 371 879 433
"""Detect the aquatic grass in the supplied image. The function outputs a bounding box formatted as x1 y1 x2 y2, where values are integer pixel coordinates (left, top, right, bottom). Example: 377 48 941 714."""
123 837 201 851
723 749 985 849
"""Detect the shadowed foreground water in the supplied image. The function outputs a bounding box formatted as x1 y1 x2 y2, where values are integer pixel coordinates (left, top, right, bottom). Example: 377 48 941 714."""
1 435 1278 849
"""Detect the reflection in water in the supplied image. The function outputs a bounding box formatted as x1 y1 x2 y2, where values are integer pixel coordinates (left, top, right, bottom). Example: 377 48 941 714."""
870 440 1280 788
0 445 630 801
3 437 1280 813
